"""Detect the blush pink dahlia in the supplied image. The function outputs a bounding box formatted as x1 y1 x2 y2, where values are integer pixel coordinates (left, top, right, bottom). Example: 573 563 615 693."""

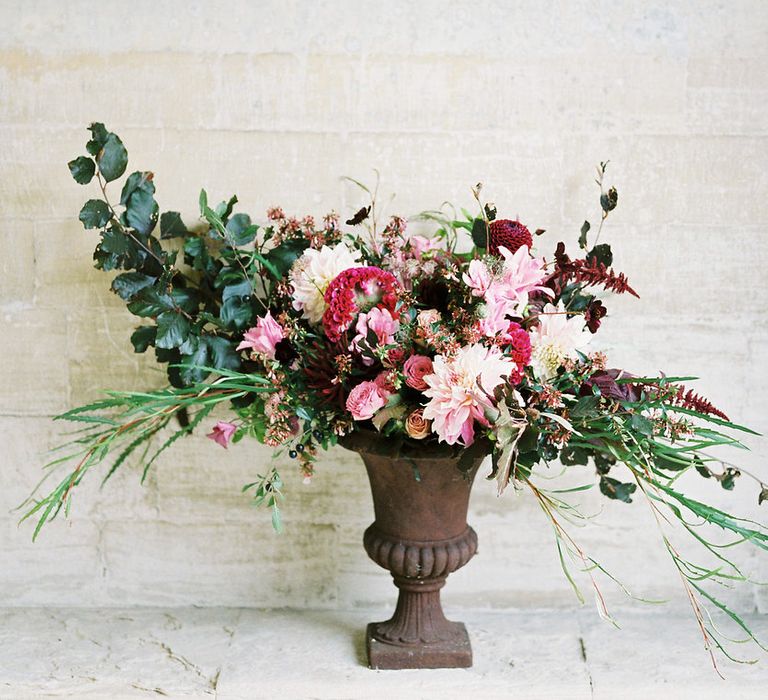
322 266 400 342
346 380 387 421
422 344 516 446
237 311 285 359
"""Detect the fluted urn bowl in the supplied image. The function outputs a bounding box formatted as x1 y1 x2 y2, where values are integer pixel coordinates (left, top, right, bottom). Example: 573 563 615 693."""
340 430 489 670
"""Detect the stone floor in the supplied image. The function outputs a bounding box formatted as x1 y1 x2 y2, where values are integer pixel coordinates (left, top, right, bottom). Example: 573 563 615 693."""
0 607 766 699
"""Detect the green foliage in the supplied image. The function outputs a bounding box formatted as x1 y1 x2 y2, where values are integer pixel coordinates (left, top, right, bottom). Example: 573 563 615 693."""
96 132 128 182
578 220 590 249
79 200 110 229
471 217 488 248
160 211 188 238
68 156 95 184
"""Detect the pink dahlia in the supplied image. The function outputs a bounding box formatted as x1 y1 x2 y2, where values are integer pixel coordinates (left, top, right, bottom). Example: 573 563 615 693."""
322 266 400 342
422 344 516 446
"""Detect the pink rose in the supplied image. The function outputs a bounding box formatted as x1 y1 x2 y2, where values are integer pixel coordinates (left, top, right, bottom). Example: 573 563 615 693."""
207 421 237 448
346 381 387 421
237 311 285 359
403 354 433 391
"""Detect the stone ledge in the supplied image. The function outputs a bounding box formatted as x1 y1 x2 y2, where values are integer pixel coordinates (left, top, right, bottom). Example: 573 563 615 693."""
0 606 765 698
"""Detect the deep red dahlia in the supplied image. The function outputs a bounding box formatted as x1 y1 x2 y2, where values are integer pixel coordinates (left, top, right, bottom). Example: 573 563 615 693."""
322 266 400 342
488 219 533 256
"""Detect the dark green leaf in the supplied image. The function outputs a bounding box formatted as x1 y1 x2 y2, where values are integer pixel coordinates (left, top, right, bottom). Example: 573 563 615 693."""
216 194 238 220
600 187 618 213
96 132 128 182
170 287 199 314
179 335 240 385
119 171 157 235
587 243 613 267
155 311 191 349
630 414 654 437
220 279 254 329
130 325 156 353
86 122 109 157
79 199 111 229
226 213 256 246
560 445 589 466
594 452 615 475
111 272 156 300
719 468 740 491
160 211 188 239
570 395 599 419
265 238 309 277
68 156 95 184
471 218 488 248
94 227 138 271
205 335 240 371
578 220 590 249
759 487 768 506
599 475 637 503
127 287 175 317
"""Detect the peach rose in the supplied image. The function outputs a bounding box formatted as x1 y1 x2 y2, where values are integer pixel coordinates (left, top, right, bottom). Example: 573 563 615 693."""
403 354 433 391
346 381 387 421
405 408 431 440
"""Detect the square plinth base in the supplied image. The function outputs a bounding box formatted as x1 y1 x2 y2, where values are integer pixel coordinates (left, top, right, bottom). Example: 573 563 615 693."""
366 622 473 670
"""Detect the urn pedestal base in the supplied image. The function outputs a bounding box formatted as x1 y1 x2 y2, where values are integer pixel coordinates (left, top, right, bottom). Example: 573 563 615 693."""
366 622 472 670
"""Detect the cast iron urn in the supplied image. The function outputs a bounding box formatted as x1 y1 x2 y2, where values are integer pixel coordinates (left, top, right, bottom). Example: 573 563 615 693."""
341 431 488 670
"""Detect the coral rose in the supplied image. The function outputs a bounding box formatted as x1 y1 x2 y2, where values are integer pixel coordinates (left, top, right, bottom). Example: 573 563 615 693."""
403 354 433 391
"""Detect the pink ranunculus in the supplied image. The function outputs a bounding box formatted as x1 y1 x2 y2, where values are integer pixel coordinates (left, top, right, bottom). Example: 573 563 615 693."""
403 354 433 391
346 381 387 421
207 421 237 448
237 311 284 359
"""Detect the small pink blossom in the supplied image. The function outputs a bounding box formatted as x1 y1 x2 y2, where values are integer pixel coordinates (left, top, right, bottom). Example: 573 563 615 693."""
207 421 237 448
346 381 387 421
409 235 443 257
403 354 434 391
237 312 284 359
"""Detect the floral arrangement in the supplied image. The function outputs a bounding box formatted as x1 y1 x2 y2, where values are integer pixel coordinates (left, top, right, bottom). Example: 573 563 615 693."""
22 124 767 671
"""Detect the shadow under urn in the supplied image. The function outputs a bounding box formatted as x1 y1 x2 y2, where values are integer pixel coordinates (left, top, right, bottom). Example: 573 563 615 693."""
341 431 488 670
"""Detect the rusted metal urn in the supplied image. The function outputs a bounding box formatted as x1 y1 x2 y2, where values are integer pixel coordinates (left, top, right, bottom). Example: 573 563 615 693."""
340 431 487 670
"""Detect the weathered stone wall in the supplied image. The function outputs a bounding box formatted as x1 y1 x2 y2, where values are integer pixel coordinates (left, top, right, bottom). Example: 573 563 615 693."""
1 1 766 614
